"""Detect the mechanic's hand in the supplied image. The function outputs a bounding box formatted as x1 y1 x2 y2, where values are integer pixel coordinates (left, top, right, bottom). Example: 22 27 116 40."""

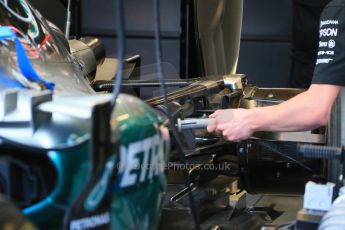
207 109 254 142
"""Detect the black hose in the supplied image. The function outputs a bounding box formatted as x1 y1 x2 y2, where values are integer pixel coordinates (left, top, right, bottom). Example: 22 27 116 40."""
112 0 125 109
152 0 201 229
298 144 343 160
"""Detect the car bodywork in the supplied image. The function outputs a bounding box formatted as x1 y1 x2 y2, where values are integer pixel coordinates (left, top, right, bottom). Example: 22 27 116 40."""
0 1 169 229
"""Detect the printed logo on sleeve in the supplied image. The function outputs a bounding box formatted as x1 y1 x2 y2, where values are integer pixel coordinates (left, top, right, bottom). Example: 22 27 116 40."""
319 20 339 38
319 41 328 47
317 18 339 65
318 50 334 56
316 58 333 65
320 28 338 37
328 40 336 48
320 20 339 28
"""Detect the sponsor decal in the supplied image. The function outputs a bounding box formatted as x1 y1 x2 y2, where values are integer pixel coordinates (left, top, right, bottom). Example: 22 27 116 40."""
70 212 110 230
319 40 336 49
328 39 336 49
119 132 168 188
320 20 339 28
317 50 334 56
320 28 338 37
319 41 328 47
316 58 333 65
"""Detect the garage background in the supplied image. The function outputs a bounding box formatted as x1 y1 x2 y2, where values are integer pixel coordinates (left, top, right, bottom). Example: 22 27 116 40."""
30 0 293 88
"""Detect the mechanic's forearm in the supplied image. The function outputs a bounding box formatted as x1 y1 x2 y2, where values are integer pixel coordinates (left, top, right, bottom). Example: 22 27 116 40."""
248 84 340 132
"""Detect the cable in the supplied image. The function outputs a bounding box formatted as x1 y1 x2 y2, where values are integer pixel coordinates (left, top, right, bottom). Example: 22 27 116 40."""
0 0 31 23
152 0 201 229
111 0 125 109
1 0 40 39
65 0 72 39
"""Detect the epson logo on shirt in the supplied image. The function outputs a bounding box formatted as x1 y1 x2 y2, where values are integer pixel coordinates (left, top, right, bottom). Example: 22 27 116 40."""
320 28 338 37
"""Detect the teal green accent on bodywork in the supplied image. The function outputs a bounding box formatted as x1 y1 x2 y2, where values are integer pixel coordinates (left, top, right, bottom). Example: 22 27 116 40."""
22 94 169 230
84 154 117 211
23 143 90 229
111 182 165 230
110 95 169 230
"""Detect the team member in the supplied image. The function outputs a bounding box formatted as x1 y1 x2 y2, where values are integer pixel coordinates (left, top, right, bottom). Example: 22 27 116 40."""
289 0 331 88
207 0 345 141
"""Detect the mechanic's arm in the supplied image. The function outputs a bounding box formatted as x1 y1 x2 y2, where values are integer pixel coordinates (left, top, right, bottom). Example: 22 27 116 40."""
207 84 341 141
